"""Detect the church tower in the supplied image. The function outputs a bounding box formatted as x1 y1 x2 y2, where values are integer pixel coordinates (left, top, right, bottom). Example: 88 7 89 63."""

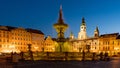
69 32 74 39
78 17 87 40
94 26 99 37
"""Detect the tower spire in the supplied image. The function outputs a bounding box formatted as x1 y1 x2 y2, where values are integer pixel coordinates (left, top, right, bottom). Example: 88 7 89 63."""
58 5 64 24
60 4 62 10
96 26 99 32
70 31 74 39
81 17 86 26
94 26 99 37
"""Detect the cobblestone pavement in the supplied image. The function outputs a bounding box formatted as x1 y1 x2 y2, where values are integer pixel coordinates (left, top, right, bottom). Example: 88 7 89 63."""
0 59 120 68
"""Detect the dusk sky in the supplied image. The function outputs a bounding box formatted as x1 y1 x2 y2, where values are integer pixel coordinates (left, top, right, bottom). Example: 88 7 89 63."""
0 0 120 38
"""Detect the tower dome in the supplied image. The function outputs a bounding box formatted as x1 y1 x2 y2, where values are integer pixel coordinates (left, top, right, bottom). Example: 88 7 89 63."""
78 17 87 40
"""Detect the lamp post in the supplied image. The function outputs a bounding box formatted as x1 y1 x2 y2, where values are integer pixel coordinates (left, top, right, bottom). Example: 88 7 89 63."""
34 46 39 57
86 45 90 53
27 44 33 60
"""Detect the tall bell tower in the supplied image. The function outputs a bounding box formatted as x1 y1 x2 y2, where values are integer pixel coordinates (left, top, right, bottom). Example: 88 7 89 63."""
94 26 99 38
78 17 87 40
53 5 68 42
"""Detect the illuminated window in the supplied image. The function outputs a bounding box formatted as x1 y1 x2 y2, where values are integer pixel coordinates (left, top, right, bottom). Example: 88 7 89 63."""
106 42 107 45
95 42 96 45
3 39 5 42
105 47 107 50
3 35 5 37
108 42 109 45
6 35 8 38
103 47 105 50
108 47 110 50
95 47 96 49
113 41 114 45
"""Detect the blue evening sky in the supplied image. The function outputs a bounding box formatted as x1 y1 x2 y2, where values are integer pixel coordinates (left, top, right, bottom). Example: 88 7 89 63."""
0 0 120 38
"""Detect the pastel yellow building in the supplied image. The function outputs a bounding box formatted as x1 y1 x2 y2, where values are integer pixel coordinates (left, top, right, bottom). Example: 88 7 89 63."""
43 36 56 52
0 26 44 53
98 33 120 55
26 28 44 52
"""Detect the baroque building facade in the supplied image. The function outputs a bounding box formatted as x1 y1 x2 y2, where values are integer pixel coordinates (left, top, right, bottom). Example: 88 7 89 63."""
71 18 120 56
98 33 120 55
0 26 44 53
